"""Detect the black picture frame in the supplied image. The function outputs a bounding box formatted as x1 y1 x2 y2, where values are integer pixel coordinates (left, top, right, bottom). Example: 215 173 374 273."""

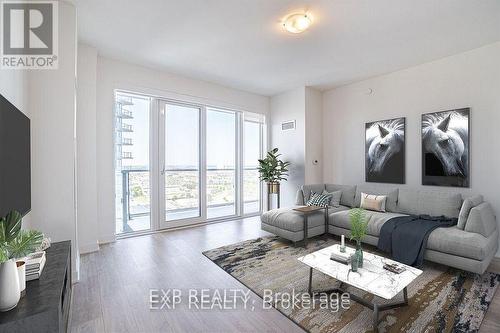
365 117 406 184
421 108 470 187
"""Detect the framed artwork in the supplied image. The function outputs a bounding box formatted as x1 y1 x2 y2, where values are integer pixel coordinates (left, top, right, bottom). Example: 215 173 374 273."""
365 117 405 184
422 108 470 187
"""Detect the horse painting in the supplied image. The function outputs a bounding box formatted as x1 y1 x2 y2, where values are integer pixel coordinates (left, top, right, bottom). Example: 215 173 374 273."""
365 117 405 184
422 108 470 187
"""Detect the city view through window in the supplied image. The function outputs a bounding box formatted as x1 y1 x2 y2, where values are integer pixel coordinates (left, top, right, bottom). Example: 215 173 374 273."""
115 92 263 234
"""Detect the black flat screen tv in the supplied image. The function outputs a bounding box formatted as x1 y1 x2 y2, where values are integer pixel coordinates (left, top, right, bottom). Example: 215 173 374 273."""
0 94 31 217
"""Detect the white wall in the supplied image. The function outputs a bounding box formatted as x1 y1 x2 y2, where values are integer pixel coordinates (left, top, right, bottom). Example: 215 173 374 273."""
28 1 79 277
269 86 324 207
305 87 323 184
270 87 306 207
90 57 270 244
76 44 99 254
322 42 500 255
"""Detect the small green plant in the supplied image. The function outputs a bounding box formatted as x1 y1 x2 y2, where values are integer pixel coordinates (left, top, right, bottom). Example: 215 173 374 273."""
0 211 43 264
349 208 368 242
258 148 291 183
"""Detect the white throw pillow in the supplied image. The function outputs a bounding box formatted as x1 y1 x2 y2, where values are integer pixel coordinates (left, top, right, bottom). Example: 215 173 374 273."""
360 192 387 212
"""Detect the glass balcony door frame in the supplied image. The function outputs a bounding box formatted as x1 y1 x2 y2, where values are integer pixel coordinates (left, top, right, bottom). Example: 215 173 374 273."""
157 99 207 229
242 117 264 215
206 107 240 221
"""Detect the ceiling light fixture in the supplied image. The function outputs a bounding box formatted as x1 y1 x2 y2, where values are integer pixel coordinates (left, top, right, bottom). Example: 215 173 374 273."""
282 12 312 34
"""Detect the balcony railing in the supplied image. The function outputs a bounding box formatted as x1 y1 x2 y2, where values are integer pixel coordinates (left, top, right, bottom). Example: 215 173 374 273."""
118 169 260 231
122 138 133 145
120 124 133 132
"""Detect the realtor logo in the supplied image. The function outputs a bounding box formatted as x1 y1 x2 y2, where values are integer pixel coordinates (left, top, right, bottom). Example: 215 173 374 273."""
1 0 58 69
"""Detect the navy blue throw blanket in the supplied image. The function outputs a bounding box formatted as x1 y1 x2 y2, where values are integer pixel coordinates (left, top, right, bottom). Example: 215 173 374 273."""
377 215 457 267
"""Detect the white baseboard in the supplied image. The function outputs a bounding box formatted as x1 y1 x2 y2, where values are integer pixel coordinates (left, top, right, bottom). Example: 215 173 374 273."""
488 257 500 274
79 242 100 254
98 234 116 245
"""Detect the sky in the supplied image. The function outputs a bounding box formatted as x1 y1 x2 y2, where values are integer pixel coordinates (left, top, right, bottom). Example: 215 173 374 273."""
118 95 260 170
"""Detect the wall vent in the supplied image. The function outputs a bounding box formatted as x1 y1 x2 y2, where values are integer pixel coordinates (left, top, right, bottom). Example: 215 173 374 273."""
281 120 296 131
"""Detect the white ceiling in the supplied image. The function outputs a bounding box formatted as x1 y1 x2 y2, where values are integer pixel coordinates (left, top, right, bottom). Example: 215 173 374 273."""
75 0 500 96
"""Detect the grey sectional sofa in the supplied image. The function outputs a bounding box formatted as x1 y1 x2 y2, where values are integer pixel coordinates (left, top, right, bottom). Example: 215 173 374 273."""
261 184 499 274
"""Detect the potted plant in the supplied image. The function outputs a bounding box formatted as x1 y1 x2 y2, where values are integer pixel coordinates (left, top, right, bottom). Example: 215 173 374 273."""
258 148 291 195
349 208 368 268
0 211 43 312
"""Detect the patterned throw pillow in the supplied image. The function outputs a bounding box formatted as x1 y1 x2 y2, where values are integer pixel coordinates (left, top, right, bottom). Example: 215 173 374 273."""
360 192 387 212
306 192 332 207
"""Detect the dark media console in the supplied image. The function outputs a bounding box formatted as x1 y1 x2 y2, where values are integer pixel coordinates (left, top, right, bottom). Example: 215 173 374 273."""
0 241 72 333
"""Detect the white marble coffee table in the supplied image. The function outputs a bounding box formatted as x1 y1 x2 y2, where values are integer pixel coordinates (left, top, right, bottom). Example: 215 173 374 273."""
298 244 422 332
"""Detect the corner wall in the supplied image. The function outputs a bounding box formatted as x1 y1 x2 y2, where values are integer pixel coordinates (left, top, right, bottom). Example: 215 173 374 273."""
76 44 99 254
269 87 323 207
270 88 306 207
28 1 79 277
322 42 500 255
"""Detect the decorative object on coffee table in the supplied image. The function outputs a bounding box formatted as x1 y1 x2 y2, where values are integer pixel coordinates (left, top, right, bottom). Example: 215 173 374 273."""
340 234 346 252
299 243 422 332
349 208 368 267
292 205 328 247
0 210 43 312
258 148 290 210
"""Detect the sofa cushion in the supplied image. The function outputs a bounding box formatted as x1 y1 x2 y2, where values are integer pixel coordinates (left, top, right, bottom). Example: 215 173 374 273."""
301 184 326 202
354 185 399 212
260 207 326 232
427 226 497 261
396 189 462 218
464 202 497 237
325 184 356 207
457 195 483 229
323 190 342 207
329 209 407 237
327 205 350 214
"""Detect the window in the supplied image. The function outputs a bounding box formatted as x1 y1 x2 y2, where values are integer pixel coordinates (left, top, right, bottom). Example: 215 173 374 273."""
206 109 237 219
114 93 151 234
243 120 261 214
114 91 264 235
164 103 201 222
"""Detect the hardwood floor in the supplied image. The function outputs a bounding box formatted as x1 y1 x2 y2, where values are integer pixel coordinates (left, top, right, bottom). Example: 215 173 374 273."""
70 217 500 333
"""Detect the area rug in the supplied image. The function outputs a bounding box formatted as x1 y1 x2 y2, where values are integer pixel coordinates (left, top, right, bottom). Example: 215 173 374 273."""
203 236 500 333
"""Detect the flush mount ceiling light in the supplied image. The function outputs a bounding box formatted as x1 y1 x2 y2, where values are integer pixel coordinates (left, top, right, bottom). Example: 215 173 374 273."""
282 12 312 34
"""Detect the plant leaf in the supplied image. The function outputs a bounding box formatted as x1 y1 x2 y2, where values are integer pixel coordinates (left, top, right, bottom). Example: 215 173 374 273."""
3 211 22 242
0 217 6 243
0 247 8 264
6 230 44 259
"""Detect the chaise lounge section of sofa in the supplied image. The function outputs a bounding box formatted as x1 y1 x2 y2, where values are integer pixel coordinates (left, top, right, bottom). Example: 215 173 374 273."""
260 183 499 274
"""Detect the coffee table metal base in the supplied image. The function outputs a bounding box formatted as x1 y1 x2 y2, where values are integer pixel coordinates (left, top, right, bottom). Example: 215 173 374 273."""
307 267 409 333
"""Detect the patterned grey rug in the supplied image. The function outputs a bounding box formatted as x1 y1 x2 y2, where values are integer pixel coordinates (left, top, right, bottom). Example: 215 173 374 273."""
203 236 500 333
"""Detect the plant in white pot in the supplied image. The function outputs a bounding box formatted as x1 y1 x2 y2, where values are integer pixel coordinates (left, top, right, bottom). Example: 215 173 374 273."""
0 211 43 312
258 148 291 195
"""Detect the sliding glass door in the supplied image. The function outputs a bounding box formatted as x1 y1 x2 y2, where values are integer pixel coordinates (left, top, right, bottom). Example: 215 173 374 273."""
161 102 202 225
243 120 262 214
114 91 264 235
206 108 237 219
